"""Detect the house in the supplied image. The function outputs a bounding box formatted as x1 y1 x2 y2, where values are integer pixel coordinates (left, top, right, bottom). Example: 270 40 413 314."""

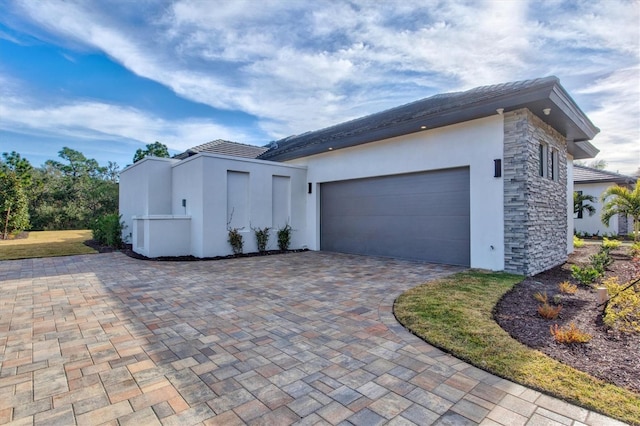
573 165 636 237
119 76 599 276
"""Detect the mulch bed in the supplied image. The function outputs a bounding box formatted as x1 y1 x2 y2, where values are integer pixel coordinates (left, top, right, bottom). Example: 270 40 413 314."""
83 240 307 261
494 243 640 394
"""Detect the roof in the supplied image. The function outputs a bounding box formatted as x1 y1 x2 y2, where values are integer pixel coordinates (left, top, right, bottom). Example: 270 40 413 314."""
258 76 600 162
573 165 636 185
174 140 268 160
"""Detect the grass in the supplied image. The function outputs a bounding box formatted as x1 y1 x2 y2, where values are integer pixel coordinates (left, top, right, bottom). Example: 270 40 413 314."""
0 230 97 260
394 270 640 425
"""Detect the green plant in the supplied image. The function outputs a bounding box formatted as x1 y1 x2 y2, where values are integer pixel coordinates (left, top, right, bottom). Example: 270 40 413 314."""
573 235 585 248
574 191 596 217
553 294 562 305
590 248 613 274
602 237 621 250
570 265 600 285
228 228 243 254
630 242 640 258
602 276 640 333
91 213 124 248
252 226 271 253
601 179 640 242
538 302 562 319
277 224 292 251
558 281 578 294
550 323 592 344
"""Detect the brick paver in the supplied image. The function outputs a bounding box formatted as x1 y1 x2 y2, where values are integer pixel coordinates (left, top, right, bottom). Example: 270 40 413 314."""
0 252 629 425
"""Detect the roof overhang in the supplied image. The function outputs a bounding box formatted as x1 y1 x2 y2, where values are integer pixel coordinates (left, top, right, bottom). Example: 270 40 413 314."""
260 77 599 162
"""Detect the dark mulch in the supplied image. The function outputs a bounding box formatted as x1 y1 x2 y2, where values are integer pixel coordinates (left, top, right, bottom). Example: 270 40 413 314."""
495 243 640 394
83 240 308 261
0 231 29 240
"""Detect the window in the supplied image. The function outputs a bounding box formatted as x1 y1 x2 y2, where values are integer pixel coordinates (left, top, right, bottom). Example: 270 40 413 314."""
551 148 559 181
539 143 548 177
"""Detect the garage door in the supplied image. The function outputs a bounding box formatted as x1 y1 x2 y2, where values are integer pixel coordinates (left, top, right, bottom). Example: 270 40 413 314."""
320 167 470 266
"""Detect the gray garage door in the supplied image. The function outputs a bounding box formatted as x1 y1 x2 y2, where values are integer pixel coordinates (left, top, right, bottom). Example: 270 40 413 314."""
320 167 470 266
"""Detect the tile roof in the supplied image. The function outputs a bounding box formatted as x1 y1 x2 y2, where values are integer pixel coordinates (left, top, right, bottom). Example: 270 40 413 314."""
573 165 636 185
259 76 599 162
174 139 268 160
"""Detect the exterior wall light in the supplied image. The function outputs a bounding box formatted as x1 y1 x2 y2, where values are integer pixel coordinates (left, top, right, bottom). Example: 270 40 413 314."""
543 108 551 115
496 108 504 115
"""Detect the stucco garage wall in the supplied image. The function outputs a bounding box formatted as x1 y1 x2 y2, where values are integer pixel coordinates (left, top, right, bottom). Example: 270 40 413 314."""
171 154 307 258
119 157 178 243
288 115 505 271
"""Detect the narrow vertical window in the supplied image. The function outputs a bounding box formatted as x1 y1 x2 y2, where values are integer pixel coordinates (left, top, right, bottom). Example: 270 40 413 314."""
539 143 548 177
551 149 559 181
576 190 583 219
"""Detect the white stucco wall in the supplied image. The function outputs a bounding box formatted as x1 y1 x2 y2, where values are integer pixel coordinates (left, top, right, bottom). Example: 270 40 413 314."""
132 215 191 257
119 157 179 242
567 159 574 253
574 181 624 236
287 115 505 271
171 154 307 258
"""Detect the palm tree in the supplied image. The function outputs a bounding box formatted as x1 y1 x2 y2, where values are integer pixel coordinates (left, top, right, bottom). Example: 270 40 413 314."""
600 179 640 241
574 191 596 217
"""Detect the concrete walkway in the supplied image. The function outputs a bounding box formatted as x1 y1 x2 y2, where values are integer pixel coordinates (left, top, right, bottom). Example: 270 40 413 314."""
0 252 627 425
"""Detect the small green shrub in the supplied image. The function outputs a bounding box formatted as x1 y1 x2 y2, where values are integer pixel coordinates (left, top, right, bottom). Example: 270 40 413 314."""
573 235 585 248
228 228 243 254
590 248 613 274
602 276 640 334
602 237 621 250
252 226 271 253
91 214 125 248
630 242 640 258
570 265 600 285
277 224 292 251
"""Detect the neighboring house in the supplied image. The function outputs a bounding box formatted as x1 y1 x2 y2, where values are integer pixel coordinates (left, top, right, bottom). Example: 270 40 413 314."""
573 165 636 237
120 76 599 276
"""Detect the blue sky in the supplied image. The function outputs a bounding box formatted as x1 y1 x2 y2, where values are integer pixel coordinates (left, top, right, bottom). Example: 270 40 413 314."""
0 0 638 175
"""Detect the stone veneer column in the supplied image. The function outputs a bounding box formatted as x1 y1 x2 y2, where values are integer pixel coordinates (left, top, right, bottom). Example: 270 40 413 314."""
503 109 568 276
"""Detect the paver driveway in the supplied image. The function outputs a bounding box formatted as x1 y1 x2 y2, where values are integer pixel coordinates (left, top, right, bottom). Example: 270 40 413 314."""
0 252 626 425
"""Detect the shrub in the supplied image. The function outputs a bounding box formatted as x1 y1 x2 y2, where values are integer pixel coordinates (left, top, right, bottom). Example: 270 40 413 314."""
538 302 562 319
558 281 578 294
91 214 124 248
252 226 271 253
602 276 640 333
630 242 640 258
570 265 600 285
602 237 621 250
550 323 592 344
589 248 613 275
277 224 292 251
533 291 548 303
228 228 243 254
573 235 585 248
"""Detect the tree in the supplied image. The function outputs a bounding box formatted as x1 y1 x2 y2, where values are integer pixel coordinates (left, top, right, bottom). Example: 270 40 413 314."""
133 141 170 163
574 191 596 218
575 159 608 170
0 152 32 238
601 180 640 241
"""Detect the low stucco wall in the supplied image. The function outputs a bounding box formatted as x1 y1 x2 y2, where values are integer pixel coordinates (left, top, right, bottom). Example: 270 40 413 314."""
132 215 191 258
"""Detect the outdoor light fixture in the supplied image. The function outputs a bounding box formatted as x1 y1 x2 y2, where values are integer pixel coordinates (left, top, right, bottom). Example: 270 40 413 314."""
496 108 504 115
494 159 502 178
420 125 427 129
308 183 312 194
543 108 551 115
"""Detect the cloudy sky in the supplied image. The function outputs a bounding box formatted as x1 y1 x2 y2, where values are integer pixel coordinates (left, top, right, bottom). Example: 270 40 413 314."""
0 0 638 174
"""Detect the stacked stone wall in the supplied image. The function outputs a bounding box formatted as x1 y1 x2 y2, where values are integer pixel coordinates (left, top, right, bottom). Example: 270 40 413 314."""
503 109 568 276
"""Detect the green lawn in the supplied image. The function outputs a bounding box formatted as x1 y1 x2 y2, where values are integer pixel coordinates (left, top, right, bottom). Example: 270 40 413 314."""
394 270 640 425
0 230 97 260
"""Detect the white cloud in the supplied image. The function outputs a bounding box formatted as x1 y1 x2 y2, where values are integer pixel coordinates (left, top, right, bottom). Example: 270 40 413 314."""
3 0 638 174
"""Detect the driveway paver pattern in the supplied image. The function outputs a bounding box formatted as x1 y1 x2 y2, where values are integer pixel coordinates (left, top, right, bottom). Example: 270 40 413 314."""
0 251 628 425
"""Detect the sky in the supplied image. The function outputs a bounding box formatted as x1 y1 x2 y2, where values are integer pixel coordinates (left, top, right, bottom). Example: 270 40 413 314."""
0 0 638 175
